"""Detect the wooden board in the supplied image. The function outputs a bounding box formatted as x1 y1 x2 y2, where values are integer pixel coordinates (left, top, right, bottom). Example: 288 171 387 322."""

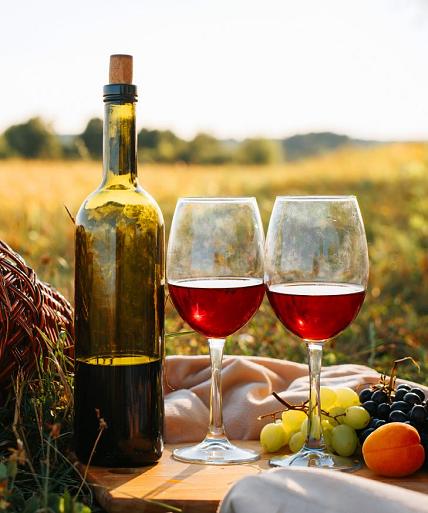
84 442 428 513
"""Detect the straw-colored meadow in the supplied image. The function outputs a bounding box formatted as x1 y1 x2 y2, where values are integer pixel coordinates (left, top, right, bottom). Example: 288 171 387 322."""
1 142 427 382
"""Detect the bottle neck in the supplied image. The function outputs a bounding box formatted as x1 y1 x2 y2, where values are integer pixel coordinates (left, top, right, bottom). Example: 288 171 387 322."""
102 102 137 188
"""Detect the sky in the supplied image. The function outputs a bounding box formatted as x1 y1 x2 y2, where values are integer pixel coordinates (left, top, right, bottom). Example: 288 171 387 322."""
1 0 428 140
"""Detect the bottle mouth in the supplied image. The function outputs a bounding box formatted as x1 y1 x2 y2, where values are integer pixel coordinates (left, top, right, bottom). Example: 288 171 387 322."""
103 84 138 102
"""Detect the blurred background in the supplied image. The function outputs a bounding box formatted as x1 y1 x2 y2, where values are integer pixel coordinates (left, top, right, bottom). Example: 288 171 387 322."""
1 0 427 381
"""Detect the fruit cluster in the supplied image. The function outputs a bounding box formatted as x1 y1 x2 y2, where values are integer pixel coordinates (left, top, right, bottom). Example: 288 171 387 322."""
359 382 428 462
260 386 369 458
260 357 427 476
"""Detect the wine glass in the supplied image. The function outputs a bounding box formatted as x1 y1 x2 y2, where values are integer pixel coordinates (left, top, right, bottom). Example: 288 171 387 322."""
167 197 265 464
265 196 369 470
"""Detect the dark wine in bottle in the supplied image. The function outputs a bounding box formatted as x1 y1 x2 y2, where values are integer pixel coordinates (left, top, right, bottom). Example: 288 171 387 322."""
74 55 165 467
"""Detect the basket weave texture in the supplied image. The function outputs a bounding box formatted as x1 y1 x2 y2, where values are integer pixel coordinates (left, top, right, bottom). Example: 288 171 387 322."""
0 240 74 387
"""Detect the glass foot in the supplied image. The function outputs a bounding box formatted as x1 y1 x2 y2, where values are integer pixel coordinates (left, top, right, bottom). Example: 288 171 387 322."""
270 447 362 471
172 437 260 465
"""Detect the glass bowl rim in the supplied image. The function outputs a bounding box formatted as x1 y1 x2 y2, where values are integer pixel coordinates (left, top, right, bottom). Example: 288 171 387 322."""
176 196 258 203
275 195 357 201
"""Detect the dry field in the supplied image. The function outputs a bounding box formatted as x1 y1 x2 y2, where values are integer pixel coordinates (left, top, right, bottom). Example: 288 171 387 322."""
1 142 427 381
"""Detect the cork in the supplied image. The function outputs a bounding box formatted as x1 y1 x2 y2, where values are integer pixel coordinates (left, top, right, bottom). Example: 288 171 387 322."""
109 54 133 84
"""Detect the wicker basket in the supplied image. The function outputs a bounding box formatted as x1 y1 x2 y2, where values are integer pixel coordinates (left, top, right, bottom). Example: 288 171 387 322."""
0 240 74 387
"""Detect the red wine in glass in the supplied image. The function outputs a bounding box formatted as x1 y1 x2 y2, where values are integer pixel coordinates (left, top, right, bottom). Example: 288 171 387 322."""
168 277 265 338
267 282 365 341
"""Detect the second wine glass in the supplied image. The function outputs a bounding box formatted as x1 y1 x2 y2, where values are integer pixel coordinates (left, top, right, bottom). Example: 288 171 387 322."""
265 196 369 470
167 197 265 464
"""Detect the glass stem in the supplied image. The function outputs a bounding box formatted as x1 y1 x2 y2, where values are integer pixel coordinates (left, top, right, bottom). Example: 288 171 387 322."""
207 338 226 439
305 342 326 450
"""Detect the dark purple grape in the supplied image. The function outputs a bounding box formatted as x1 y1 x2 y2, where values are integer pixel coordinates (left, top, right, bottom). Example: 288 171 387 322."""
410 405 426 425
360 428 375 443
397 383 411 391
390 401 411 413
359 388 373 403
389 410 408 422
411 388 426 402
377 403 391 420
394 388 407 401
403 392 422 405
368 418 379 429
372 389 388 404
362 400 377 416
374 419 386 429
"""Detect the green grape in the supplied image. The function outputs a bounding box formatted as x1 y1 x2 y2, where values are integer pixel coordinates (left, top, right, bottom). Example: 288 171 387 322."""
260 422 287 452
281 410 306 432
331 424 358 457
328 406 346 425
320 386 337 410
343 406 371 430
335 387 360 408
289 431 306 453
323 429 333 451
276 419 291 445
301 416 322 438
300 417 308 436
321 419 333 433
321 410 332 422
321 419 334 451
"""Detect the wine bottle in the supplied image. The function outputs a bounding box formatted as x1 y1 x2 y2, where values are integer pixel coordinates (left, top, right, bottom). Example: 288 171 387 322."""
74 55 165 467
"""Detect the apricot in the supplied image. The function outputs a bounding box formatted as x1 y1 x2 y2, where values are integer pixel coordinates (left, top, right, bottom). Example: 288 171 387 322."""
362 422 425 477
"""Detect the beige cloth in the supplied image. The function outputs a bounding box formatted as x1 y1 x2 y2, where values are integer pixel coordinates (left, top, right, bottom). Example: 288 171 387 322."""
219 467 428 513
164 355 384 443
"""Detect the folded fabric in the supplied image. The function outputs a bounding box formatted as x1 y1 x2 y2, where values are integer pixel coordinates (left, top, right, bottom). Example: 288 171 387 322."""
164 355 385 443
219 467 428 513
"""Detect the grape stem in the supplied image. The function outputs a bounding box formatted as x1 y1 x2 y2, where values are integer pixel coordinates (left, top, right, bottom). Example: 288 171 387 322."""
271 392 309 411
257 393 308 421
258 391 345 423
385 357 419 397
371 356 420 402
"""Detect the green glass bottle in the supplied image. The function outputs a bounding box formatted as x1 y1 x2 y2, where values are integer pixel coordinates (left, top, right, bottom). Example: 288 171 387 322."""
74 55 165 467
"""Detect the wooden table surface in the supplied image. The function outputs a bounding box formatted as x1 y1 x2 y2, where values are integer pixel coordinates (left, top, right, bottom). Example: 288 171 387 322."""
85 441 428 513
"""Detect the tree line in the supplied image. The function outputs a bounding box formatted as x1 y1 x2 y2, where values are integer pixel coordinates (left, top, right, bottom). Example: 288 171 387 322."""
0 117 283 165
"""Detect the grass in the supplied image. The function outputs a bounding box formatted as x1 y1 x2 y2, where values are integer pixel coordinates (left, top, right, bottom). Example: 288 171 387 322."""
0 335 94 513
0 142 428 383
